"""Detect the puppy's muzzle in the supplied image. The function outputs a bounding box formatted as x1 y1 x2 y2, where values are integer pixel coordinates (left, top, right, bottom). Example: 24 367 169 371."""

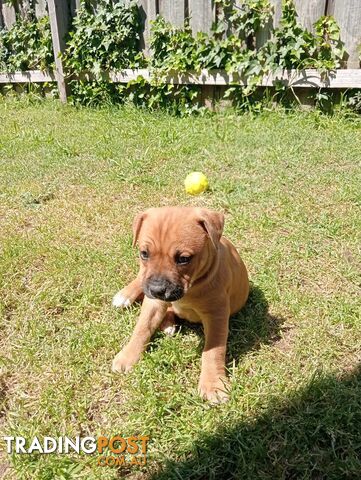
143 276 184 302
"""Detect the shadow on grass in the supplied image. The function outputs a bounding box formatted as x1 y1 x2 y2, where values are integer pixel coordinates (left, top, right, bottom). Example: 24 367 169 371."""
228 285 285 365
175 284 285 366
150 364 361 479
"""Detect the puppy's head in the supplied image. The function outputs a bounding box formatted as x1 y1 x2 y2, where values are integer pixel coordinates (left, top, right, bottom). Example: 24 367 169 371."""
132 206 224 302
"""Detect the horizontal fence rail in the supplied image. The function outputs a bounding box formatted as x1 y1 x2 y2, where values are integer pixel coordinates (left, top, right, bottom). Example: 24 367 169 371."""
2 69 361 89
0 70 55 83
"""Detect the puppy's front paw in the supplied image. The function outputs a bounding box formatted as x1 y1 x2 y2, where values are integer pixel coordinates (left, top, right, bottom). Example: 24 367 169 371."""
198 376 229 404
112 349 140 373
112 291 131 308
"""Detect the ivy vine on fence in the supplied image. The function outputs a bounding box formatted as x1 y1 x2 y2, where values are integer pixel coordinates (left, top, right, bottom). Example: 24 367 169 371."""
0 14 53 72
62 0 144 74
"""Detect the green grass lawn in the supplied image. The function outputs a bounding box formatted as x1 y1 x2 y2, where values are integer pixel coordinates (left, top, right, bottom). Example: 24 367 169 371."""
0 100 360 479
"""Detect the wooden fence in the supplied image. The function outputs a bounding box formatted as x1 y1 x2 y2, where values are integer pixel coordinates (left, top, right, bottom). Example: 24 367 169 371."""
1 0 361 102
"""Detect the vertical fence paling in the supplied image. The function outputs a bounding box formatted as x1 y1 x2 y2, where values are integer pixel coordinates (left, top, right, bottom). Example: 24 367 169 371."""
293 0 326 31
188 0 215 34
47 0 70 102
329 0 361 68
35 0 48 18
0 2 16 28
158 0 185 27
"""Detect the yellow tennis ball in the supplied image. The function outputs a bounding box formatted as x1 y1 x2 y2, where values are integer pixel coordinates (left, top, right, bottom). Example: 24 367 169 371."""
184 172 209 195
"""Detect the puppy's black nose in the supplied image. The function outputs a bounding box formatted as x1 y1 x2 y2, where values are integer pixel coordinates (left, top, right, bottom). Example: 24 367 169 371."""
144 276 184 301
147 277 169 299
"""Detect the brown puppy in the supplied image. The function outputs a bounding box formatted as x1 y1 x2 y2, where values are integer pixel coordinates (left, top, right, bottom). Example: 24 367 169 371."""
112 206 249 403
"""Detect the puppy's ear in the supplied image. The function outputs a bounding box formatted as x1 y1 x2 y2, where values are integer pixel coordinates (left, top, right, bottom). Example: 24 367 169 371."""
132 212 146 247
197 209 225 249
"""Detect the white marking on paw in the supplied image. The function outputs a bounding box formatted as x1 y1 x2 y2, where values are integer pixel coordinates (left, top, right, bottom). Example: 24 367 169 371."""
163 324 177 336
112 292 131 308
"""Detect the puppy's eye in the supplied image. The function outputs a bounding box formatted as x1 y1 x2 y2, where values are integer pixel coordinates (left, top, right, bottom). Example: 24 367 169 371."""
176 255 192 265
140 250 149 260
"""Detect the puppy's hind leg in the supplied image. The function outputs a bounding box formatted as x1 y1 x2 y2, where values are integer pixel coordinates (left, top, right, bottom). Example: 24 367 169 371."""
112 276 144 308
160 308 177 336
